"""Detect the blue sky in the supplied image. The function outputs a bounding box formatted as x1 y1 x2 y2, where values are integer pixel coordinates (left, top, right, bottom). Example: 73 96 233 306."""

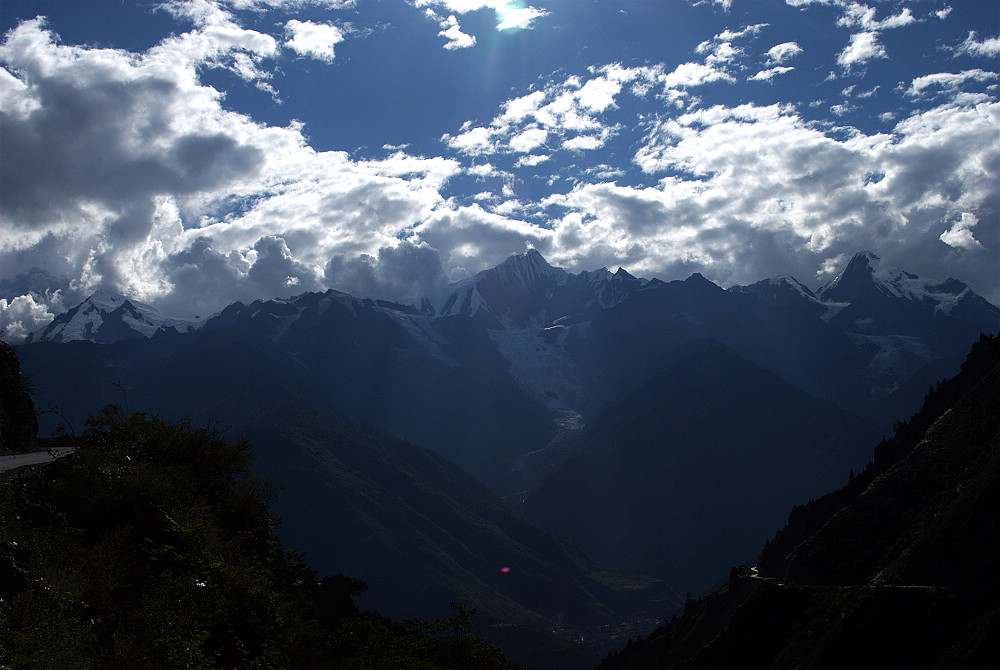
2 0 997 340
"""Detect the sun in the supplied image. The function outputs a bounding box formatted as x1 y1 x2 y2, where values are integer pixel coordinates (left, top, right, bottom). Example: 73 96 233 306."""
494 1 547 32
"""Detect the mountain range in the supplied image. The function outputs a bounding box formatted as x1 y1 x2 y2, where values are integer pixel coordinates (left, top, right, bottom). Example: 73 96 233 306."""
13 250 999 667
29 250 997 418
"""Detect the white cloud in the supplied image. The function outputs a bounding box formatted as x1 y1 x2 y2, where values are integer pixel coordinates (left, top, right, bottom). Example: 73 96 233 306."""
837 4 915 31
284 19 344 62
444 60 736 163
437 14 476 49
704 42 742 67
766 41 803 64
940 212 984 250
445 125 497 155
0 293 59 344
907 69 999 97
663 62 734 87
576 76 622 112
1 17 461 319
691 0 734 10
550 97 1000 292
935 6 952 20
749 66 794 81
837 31 886 68
495 5 547 31
955 31 1000 58
224 0 356 9
444 67 646 158
515 154 550 167
712 24 768 42
414 0 549 41
413 205 551 275
509 127 549 153
563 135 605 151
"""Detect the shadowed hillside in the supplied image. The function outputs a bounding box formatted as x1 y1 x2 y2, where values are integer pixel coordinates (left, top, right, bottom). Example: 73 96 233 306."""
598 333 1000 669
0 405 527 669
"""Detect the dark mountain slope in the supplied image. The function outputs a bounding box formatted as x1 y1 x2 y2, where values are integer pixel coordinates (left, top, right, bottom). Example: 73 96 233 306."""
204 291 555 493
439 249 646 328
20 292 554 494
246 402 678 668
598 333 1000 670
731 251 999 415
0 407 526 670
523 339 879 595
15 331 677 669
759 332 1000 588
563 275 870 417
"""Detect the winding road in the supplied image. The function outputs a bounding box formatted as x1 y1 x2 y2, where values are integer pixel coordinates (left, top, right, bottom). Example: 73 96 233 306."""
0 447 74 476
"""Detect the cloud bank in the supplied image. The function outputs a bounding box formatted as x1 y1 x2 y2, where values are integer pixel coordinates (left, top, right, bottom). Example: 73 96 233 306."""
1 0 997 341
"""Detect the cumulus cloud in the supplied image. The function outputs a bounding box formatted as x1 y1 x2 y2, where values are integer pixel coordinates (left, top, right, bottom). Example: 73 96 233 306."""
750 66 794 81
556 97 1000 292
3 0 998 330
907 69 998 97
787 2 924 73
765 41 802 63
0 294 60 344
324 241 449 303
437 14 476 49
663 61 735 87
940 213 984 250
413 205 551 275
414 0 548 48
837 31 886 68
955 31 1000 58
284 19 344 62
837 4 915 31
442 56 739 165
443 66 640 158
1 15 460 323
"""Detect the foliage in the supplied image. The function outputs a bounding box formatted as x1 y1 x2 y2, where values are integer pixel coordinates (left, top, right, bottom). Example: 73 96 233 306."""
0 341 38 453
0 405 525 669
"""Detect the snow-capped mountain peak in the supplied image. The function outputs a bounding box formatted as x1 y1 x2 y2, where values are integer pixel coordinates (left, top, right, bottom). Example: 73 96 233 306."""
818 251 930 303
27 291 204 343
481 249 566 289
438 250 648 328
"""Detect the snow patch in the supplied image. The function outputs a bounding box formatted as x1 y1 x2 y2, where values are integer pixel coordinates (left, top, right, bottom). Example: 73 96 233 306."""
490 328 585 411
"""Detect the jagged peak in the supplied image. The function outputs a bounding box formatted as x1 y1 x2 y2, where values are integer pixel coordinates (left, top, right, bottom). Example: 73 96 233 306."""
819 251 928 302
684 272 718 286
613 267 638 281
495 248 558 274
84 289 130 311
730 274 820 303
479 249 565 290
768 274 818 299
848 250 880 268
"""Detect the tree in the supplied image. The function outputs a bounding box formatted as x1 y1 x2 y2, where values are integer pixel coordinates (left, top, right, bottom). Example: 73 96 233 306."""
0 341 38 453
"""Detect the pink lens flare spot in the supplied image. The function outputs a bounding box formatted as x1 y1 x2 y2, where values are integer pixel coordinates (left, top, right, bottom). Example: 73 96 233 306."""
500 566 511 573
